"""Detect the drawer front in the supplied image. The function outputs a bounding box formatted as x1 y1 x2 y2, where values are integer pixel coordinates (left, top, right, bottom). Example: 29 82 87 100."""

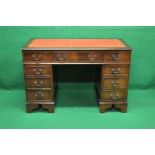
24 65 51 76
103 65 130 76
26 78 52 88
104 51 130 63
52 52 104 62
78 52 104 62
26 89 52 101
53 52 78 62
102 78 128 89
100 91 128 101
23 51 51 62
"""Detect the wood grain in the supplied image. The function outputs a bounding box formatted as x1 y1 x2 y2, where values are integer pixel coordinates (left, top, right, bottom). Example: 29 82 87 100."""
22 38 131 113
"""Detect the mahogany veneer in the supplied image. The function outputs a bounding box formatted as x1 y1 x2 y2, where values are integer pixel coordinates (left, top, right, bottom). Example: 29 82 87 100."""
22 38 132 113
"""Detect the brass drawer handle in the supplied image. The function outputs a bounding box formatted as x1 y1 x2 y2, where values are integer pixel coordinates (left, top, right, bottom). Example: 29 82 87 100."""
88 54 97 61
34 80 43 87
57 54 65 61
112 53 120 61
35 91 44 97
111 68 120 74
110 93 119 100
33 68 43 75
32 54 41 61
110 80 120 87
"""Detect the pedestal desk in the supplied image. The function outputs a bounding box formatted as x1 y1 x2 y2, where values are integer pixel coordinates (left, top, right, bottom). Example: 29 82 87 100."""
22 39 132 113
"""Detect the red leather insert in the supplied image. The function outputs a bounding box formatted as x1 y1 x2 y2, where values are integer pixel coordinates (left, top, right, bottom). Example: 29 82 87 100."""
28 39 125 48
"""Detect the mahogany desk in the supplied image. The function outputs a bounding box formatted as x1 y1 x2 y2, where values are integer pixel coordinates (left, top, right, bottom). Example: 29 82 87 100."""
22 39 132 113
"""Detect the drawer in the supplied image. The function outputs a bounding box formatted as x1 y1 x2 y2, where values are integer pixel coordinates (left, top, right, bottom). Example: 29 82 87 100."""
100 90 128 101
53 52 78 62
24 65 52 76
102 65 130 77
23 51 52 62
78 52 104 62
52 52 104 62
26 89 53 101
104 51 130 63
101 78 128 89
25 78 52 88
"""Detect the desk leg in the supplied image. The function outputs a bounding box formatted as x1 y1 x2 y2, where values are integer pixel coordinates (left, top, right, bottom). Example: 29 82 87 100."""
26 104 39 113
99 103 127 113
99 104 112 112
114 104 127 112
41 104 55 113
26 103 55 113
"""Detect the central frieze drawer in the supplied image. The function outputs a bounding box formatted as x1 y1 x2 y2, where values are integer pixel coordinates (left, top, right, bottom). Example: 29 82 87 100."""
77 52 104 62
100 90 128 101
52 52 104 62
101 78 128 89
26 89 53 101
26 78 52 88
53 52 78 61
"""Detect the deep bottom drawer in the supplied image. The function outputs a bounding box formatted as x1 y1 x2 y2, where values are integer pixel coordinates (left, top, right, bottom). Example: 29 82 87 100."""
26 89 53 101
100 90 128 101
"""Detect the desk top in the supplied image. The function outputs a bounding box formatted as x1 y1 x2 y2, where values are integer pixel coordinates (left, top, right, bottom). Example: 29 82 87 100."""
23 39 131 50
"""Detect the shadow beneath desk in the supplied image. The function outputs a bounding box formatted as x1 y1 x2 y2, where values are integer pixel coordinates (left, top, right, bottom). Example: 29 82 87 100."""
55 83 98 107
53 65 101 108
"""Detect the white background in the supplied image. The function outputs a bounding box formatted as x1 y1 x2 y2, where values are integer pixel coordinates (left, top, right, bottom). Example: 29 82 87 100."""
0 0 154 25
0 130 155 155
0 0 155 154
